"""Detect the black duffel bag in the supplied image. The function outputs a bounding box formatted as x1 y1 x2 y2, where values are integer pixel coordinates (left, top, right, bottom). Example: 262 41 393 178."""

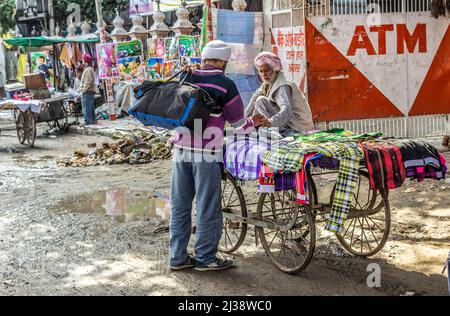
128 72 218 133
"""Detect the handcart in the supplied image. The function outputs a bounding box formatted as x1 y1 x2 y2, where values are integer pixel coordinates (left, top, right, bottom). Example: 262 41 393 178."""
0 95 70 147
219 143 392 275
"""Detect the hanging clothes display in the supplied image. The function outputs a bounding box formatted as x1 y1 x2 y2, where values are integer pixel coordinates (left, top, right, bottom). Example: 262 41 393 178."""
16 53 28 82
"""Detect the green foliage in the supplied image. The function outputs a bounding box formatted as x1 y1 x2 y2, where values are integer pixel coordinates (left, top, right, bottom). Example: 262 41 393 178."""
0 0 17 35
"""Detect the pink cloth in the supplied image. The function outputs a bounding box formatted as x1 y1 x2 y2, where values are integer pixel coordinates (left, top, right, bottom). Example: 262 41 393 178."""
254 52 283 72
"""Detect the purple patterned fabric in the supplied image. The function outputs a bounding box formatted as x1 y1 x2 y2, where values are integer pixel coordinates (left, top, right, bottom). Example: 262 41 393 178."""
224 134 272 181
312 156 339 169
274 173 296 191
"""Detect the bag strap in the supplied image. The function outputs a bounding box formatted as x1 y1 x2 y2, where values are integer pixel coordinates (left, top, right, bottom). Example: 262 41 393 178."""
165 68 194 86
180 71 193 86
165 69 185 83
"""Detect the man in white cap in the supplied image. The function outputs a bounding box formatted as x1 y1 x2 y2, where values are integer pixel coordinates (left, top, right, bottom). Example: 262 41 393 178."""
169 40 264 272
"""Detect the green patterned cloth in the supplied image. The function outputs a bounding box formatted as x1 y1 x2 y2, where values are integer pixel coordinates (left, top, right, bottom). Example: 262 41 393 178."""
261 140 364 234
295 128 382 144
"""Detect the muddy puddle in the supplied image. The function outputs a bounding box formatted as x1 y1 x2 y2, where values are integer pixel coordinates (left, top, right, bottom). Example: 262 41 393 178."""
51 189 171 222
10 154 56 165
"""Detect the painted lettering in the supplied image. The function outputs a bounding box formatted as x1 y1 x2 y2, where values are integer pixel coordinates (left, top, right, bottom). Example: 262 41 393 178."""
369 24 394 55
397 24 427 54
347 25 377 56
347 24 427 56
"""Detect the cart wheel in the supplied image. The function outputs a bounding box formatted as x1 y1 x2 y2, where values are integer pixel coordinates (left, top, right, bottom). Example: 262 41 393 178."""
219 172 247 254
16 111 27 144
56 117 69 134
256 190 316 274
332 171 391 257
46 121 56 128
56 103 69 134
16 111 36 147
25 111 36 147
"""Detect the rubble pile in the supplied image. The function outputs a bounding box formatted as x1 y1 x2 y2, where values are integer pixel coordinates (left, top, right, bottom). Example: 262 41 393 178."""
57 133 173 167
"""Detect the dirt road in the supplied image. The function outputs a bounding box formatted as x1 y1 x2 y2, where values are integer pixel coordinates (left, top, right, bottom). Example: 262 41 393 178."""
0 119 448 296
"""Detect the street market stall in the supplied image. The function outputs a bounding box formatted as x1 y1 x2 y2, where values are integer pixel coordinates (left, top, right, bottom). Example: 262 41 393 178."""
219 129 447 274
0 35 101 147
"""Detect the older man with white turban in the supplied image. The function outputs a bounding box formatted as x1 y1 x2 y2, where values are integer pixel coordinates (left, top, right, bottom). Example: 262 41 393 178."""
245 52 314 133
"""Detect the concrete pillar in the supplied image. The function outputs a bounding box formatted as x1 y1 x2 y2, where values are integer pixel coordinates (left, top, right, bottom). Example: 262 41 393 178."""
170 5 194 36
232 0 247 12
110 9 129 43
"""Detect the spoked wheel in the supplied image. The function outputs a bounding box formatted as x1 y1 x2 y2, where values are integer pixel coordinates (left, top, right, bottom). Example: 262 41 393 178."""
333 170 391 257
256 190 316 274
16 110 36 147
56 117 69 134
16 111 27 144
56 104 69 134
219 172 247 254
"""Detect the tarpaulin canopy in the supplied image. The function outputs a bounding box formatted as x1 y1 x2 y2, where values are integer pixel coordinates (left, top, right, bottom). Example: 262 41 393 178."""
4 36 99 47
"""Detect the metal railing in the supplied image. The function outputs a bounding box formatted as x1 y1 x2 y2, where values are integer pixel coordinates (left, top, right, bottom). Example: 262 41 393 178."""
314 115 449 138
271 0 432 16
272 0 306 11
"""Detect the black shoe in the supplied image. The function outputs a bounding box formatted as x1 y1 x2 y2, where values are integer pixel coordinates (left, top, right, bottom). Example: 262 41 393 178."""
195 257 235 272
170 255 196 271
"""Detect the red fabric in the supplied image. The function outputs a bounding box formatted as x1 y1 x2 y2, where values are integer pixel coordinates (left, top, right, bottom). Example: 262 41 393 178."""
360 142 406 190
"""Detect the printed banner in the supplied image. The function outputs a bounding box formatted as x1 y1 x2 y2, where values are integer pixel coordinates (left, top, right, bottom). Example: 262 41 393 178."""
164 37 179 60
179 35 201 58
148 57 164 80
149 38 165 58
96 43 119 79
118 56 144 81
117 40 143 59
163 60 176 78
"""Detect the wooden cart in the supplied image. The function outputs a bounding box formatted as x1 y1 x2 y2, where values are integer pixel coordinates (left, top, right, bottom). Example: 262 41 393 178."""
219 163 390 275
1 95 70 147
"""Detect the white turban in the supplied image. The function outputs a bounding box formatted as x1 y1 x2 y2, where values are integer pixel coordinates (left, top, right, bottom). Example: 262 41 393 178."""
201 40 232 62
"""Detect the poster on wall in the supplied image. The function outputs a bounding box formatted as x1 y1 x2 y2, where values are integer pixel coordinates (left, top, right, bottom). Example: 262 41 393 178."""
30 52 46 73
118 56 144 81
149 38 165 58
148 57 164 80
164 37 179 60
117 40 143 59
179 36 201 58
189 57 202 65
163 61 176 78
30 51 54 87
96 43 119 79
116 40 144 81
272 26 307 94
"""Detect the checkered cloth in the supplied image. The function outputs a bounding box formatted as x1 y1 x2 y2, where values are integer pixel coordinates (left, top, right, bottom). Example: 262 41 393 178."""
261 141 364 234
224 130 282 181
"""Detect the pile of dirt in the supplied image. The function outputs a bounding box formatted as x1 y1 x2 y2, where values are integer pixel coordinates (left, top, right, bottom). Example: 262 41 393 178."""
57 134 173 167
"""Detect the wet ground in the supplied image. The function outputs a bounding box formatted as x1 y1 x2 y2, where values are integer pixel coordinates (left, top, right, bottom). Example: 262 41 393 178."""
0 117 449 296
